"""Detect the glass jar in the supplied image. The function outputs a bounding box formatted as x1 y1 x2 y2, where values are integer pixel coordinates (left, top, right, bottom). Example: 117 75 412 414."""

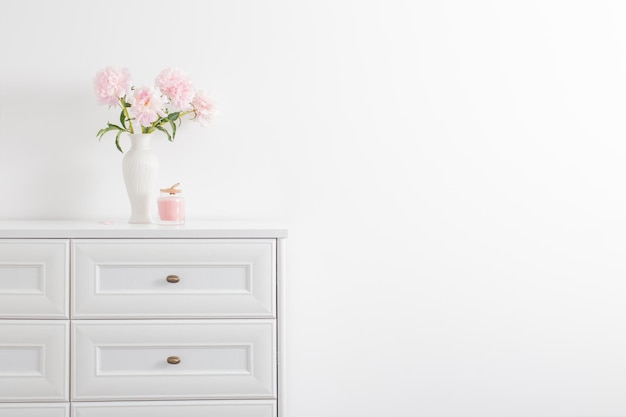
157 183 185 225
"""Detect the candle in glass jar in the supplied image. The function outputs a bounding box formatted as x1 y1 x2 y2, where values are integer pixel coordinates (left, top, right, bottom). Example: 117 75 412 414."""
157 183 185 225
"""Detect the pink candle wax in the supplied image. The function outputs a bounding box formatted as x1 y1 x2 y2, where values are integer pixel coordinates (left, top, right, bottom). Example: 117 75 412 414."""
157 183 185 224
158 197 185 222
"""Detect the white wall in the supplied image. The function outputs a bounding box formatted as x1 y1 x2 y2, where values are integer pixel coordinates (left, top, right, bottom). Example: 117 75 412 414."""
2 0 626 415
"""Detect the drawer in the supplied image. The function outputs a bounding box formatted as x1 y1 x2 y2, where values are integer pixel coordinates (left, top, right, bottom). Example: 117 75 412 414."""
0 240 69 318
72 239 275 318
0 321 69 402
72 400 275 417
72 320 276 401
0 403 69 417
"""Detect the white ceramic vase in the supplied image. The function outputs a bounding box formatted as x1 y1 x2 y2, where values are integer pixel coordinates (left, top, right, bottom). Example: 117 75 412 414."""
122 133 158 224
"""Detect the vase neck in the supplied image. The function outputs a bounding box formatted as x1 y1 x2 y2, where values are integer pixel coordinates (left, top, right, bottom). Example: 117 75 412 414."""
128 134 152 150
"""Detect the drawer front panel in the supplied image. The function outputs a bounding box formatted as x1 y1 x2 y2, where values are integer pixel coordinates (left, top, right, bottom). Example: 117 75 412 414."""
72 320 276 401
0 321 69 401
72 239 275 318
0 403 69 417
72 400 275 417
0 240 69 318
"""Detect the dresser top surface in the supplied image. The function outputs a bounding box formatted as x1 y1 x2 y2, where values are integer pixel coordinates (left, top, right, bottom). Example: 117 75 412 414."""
0 220 287 239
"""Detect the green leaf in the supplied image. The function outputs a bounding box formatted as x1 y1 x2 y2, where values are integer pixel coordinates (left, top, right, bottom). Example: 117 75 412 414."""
156 125 172 141
167 112 180 121
115 130 124 153
169 119 177 140
107 122 124 131
97 125 118 139
119 111 127 130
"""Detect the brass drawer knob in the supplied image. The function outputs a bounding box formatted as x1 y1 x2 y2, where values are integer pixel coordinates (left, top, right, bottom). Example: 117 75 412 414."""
167 356 181 365
166 275 180 283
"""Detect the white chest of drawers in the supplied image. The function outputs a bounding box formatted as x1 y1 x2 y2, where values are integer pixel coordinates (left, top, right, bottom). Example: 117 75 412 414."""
0 221 287 417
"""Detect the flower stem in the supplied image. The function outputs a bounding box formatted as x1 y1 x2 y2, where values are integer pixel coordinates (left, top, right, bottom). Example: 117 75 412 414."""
120 97 134 134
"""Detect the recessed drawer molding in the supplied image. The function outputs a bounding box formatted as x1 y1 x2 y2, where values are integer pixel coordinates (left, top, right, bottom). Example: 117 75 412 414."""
0 240 69 318
0 321 69 402
97 345 251 375
0 403 69 417
71 400 275 417
72 240 275 318
72 320 276 401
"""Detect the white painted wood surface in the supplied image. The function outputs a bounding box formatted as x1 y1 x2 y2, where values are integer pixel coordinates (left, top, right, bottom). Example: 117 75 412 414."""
0 222 285 417
0 403 69 417
0 321 69 401
72 400 275 417
72 320 276 401
0 240 69 318
277 237 287 417
0 221 287 239
72 239 275 318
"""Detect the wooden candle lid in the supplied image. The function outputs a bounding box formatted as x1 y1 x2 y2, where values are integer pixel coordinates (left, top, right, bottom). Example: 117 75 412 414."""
160 183 182 195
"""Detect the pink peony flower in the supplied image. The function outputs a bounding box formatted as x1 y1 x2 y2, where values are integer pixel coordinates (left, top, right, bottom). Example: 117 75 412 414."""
191 90 215 127
95 66 214 150
94 67 131 106
155 67 195 110
129 86 165 127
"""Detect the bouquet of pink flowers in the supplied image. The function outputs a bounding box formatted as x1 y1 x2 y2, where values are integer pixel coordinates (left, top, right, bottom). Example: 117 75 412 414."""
94 67 214 152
